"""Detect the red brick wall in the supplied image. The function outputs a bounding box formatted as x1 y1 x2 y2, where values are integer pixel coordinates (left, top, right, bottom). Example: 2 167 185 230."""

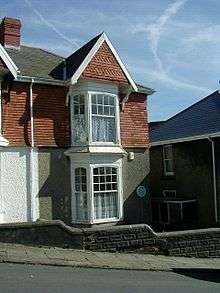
81 41 129 85
0 17 21 48
120 93 149 148
2 81 70 147
2 82 148 148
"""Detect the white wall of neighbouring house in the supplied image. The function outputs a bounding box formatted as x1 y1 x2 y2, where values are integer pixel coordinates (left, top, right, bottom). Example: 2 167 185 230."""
0 147 39 223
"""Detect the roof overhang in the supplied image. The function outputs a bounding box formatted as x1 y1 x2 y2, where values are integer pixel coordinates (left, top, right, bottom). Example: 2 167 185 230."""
150 131 220 147
69 33 138 92
0 44 19 78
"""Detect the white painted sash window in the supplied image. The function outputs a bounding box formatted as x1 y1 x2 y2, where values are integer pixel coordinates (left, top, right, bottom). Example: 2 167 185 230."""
163 145 174 176
72 162 122 224
91 94 116 143
93 166 118 220
72 94 87 144
74 167 88 222
71 91 120 146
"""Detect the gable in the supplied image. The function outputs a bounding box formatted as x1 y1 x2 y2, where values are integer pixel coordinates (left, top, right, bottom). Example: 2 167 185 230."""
81 41 129 84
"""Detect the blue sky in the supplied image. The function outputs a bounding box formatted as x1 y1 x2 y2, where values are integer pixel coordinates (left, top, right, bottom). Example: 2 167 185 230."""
0 0 219 121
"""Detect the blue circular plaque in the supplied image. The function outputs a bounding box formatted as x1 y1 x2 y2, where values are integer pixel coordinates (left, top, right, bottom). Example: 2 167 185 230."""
136 185 146 198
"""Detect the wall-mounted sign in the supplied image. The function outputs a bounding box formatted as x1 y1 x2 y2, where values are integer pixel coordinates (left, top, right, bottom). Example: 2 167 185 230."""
136 185 147 198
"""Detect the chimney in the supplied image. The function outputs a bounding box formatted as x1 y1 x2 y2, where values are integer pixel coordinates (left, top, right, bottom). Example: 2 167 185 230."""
0 17 21 49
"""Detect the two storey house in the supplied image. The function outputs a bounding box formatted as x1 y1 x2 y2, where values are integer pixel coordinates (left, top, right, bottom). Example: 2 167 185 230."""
0 17 154 226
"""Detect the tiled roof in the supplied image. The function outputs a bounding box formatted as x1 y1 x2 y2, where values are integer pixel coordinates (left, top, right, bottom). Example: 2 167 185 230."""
65 33 102 79
150 91 220 143
5 45 64 80
4 33 154 94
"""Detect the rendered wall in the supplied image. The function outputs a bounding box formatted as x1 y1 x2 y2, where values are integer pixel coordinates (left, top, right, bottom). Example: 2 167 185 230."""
122 148 151 224
38 148 72 224
0 147 39 223
150 140 215 227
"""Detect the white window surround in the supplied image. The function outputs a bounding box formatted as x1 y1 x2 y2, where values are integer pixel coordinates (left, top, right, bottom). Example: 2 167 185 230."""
70 90 121 147
71 160 123 224
163 145 174 176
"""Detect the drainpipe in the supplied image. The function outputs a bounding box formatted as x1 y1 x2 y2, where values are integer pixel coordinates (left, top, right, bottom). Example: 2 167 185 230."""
208 137 218 223
29 78 35 221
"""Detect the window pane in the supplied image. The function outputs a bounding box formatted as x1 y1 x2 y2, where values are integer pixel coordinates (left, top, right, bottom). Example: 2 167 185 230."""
93 167 119 220
73 95 87 145
92 116 116 142
165 160 174 173
91 94 117 143
74 168 88 221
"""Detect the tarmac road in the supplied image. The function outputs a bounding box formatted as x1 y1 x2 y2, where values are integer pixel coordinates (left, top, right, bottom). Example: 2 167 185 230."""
0 263 220 293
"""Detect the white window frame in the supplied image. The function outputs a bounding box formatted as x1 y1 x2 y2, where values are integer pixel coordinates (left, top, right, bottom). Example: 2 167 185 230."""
163 145 174 176
71 161 123 224
90 163 123 224
162 190 176 197
70 91 121 147
88 91 120 146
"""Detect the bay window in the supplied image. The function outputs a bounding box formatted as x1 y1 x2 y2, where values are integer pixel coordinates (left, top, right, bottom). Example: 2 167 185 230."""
71 92 119 146
72 163 122 224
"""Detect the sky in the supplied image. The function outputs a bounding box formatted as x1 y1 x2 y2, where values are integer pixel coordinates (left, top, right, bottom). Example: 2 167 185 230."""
0 0 219 121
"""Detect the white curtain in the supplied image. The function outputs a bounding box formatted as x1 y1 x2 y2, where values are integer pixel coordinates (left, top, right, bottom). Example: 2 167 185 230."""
92 116 116 142
94 192 118 219
73 114 87 144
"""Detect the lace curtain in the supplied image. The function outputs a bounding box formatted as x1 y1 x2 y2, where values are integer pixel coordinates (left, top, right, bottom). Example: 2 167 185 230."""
92 116 116 142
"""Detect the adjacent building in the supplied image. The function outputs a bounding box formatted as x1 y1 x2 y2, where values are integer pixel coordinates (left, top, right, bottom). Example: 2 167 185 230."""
0 17 154 225
149 91 220 230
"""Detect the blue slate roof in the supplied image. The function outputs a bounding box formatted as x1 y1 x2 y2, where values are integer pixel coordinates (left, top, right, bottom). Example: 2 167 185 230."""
150 91 220 143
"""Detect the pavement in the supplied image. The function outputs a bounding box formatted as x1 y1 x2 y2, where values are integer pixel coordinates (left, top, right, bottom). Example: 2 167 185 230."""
0 242 219 272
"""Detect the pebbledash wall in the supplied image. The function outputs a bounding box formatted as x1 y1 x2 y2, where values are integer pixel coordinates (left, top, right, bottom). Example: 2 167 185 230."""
0 80 150 225
0 147 39 223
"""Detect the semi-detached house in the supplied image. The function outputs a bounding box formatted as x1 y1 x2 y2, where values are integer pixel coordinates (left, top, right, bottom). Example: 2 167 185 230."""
0 17 154 226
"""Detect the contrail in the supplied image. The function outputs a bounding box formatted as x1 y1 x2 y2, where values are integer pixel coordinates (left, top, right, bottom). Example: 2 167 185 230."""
24 0 79 49
143 0 210 93
146 0 187 73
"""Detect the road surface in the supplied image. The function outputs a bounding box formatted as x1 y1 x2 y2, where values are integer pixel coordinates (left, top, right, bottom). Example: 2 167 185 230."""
0 263 219 293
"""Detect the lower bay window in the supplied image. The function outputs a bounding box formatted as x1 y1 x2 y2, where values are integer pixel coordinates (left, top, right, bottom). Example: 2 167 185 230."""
72 163 122 224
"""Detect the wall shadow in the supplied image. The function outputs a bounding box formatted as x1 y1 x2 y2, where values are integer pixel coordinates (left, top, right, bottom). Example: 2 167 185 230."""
173 268 220 283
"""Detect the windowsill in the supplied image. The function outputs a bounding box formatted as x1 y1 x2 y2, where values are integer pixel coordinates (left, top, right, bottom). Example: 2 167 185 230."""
71 218 121 225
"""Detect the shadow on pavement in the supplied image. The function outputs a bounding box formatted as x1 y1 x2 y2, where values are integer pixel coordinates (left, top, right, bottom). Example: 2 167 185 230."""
173 268 220 283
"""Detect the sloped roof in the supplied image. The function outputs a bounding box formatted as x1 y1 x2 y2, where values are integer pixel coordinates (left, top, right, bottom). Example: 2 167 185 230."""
5 45 64 80
2 33 154 94
66 33 102 79
150 91 220 144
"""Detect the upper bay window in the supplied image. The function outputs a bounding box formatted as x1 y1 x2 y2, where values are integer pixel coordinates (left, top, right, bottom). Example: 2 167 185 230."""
71 92 119 146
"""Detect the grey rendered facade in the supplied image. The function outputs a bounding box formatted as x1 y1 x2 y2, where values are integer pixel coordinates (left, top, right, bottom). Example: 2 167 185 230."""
38 148 150 225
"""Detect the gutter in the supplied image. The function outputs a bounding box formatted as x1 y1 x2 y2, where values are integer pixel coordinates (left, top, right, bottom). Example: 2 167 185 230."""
208 137 218 223
16 75 66 87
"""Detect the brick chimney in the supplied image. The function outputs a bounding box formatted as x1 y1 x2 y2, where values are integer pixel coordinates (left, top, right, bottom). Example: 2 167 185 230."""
0 17 21 49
